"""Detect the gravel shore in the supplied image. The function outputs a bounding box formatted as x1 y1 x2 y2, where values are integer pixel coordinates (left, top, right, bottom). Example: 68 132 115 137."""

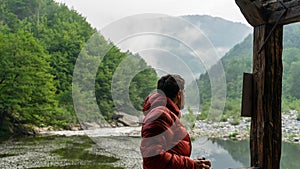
40 110 300 143
193 110 300 143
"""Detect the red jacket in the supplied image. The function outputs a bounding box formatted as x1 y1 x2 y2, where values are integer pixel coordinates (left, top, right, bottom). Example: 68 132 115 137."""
140 93 194 169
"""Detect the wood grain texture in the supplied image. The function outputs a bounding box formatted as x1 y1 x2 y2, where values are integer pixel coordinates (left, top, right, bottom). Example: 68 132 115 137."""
236 0 300 26
251 24 283 169
235 0 266 26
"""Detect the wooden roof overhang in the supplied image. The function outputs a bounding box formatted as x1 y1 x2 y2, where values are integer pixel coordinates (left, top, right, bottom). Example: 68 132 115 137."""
236 0 300 27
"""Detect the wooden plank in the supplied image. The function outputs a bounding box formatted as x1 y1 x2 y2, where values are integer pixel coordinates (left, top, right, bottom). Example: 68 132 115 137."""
236 0 300 26
241 73 253 117
251 24 283 169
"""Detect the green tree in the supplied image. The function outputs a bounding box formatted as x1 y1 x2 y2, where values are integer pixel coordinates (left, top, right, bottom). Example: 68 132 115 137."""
0 30 58 130
286 61 300 99
111 53 157 116
0 0 158 135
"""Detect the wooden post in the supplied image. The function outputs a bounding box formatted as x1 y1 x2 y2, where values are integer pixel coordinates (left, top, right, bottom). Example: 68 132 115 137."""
236 0 300 168
251 24 283 169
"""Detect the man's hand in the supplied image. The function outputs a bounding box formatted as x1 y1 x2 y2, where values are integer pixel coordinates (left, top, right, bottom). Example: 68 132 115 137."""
193 158 211 169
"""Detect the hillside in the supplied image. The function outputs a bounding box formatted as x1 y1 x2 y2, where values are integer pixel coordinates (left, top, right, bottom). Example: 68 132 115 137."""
0 0 157 136
181 15 252 79
195 22 300 120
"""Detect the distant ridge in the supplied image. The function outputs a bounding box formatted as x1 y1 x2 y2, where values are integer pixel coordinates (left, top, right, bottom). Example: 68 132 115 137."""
181 15 252 54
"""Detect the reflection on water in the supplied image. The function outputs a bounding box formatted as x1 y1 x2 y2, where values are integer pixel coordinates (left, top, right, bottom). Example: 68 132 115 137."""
191 138 249 169
281 142 300 169
191 137 300 169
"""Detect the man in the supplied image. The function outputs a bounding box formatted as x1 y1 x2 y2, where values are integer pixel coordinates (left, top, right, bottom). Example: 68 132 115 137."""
140 74 211 169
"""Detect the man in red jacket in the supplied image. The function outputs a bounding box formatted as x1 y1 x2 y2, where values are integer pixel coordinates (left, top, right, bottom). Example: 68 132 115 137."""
140 74 211 169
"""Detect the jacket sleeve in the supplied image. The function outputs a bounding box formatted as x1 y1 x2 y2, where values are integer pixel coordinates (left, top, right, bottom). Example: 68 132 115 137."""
140 119 195 169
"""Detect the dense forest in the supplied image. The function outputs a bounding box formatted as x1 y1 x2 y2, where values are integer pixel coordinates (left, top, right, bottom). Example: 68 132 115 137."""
0 0 157 136
195 23 300 122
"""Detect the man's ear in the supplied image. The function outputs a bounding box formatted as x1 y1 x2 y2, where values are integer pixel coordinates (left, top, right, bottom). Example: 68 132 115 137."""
177 90 181 100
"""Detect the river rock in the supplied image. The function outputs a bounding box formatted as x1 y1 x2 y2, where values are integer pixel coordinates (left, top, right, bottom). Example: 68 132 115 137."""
81 122 101 130
112 112 140 127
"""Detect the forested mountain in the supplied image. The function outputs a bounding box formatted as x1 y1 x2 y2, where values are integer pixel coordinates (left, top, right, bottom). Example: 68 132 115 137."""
182 15 251 52
0 0 157 136
196 22 300 120
101 14 251 84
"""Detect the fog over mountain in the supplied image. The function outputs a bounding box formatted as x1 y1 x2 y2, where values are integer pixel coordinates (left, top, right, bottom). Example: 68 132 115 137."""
101 14 251 83
181 15 252 56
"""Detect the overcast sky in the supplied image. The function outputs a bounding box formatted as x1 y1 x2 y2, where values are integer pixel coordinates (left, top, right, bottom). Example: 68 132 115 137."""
54 0 250 29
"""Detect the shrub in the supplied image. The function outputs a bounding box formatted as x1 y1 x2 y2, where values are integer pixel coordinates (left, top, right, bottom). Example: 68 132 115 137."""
230 118 240 126
196 113 208 120
229 132 239 138
181 107 196 130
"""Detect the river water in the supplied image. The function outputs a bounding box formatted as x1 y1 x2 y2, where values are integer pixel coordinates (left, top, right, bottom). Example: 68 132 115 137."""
192 137 300 169
0 130 300 169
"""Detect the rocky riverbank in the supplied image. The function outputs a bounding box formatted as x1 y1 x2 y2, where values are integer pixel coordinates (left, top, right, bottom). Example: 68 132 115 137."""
38 110 300 144
1 109 299 169
192 110 300 143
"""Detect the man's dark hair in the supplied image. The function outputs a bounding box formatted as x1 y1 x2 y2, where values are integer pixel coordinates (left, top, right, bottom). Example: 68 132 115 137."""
157 74 185 99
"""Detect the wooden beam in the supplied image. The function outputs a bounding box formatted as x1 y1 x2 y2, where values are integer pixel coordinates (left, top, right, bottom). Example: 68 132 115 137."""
235 0 267 26
236 0 300 26
251 24 283 169
266 0 300 25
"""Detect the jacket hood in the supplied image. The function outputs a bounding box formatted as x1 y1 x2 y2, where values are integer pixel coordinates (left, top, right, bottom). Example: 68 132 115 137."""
142 92 181 118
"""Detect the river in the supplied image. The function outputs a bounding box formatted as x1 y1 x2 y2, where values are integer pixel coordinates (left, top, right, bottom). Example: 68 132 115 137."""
0 129 300 169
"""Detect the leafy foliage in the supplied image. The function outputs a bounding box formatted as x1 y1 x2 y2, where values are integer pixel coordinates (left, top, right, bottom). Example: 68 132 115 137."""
0 30 58 127
0 0 157 135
